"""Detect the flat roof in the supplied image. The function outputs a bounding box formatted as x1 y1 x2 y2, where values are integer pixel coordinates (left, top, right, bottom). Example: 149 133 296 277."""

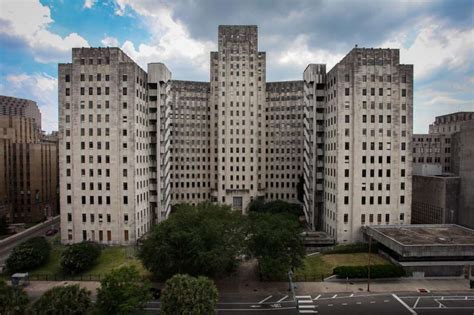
367 224 474 246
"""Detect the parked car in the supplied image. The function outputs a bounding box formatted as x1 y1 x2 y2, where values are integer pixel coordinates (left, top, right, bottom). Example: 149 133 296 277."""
45 228 58 236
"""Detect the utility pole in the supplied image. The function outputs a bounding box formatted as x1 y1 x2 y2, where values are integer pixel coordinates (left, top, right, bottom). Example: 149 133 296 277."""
367 235 372 292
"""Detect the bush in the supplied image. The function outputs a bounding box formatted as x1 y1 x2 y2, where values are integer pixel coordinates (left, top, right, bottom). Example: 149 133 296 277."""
161 274 218 315
0 280 29 315
323 243 379 254
333 265 405 279
60 241 101 275
31 285 92 314
6 236 50 273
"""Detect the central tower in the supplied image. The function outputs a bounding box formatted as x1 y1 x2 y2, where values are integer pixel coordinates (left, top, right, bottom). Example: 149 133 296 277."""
210 25 267 212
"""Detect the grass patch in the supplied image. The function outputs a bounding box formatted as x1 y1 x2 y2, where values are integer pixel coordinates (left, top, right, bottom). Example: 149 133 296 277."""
294 253 390 281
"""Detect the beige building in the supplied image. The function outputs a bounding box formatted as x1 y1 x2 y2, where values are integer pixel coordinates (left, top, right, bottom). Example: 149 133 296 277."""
0 98 58 223
59 26 414 244
413 112 473 174
59 48 151 244
322 48 413 242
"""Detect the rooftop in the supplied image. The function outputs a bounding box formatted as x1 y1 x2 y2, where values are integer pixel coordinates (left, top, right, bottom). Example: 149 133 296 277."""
367 224 474 246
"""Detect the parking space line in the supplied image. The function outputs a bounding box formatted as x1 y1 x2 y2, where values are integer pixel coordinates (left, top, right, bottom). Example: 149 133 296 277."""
277 295 288 302
413 297 420 309
258 295 272 304
392 294 417 315
313 294 321 300
332 294 337 298
349 293 354 297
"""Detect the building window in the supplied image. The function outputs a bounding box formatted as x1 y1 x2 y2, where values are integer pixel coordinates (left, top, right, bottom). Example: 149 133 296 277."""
344 214 349 223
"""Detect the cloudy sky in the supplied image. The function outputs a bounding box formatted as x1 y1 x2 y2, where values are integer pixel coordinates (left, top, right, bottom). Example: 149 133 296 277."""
0 0 473 133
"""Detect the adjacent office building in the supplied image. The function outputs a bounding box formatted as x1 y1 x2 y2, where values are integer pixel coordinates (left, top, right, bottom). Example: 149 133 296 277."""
0 96 58 223
411 112 473 228
59 25 413 244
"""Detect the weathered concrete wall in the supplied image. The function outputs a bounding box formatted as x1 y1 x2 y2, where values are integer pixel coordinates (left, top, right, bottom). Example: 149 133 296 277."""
452 122 474 229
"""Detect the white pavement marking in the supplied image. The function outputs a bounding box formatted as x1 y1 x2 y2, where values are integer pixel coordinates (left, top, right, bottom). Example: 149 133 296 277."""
258 295 273 304
277 295 288 303
342 303 348 305
328 304 333 306
413 297 420 309
384 300 389 303
356 302 362 304
349 294 354 297
392 293 417 315
370 301 376 304
313 294 321 300
332 294 338 298
296 295 312 299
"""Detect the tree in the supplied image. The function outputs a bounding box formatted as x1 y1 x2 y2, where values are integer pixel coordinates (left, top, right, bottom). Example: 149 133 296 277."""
0 280 29 315
161 274 218 315
0 215 8 236
247 199 303 217
247 213 305 280
95 266 151 314
31 284 91 315
6 236 50 273
139 202 246 280
60 241 101 275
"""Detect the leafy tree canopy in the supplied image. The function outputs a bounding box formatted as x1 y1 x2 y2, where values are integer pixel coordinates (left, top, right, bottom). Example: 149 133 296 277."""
31 284 91 315
161 274 218 315
0 280 29 315
95 266 151 315
247 212 305 280
6 236 50 274
139 202 246 280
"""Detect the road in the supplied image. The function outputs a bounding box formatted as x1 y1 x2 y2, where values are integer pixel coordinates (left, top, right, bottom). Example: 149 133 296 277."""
0 218 59 266
144 292 474 314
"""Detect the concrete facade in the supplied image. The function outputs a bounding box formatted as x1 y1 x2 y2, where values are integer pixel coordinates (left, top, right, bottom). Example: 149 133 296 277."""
59 48 152 244
411 175 460 224
322 48 413 243
59 26 415 244
451 122 474 229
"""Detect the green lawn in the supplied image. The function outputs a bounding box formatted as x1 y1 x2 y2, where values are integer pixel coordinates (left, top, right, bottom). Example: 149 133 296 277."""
29 244 149 278
294 253 390 281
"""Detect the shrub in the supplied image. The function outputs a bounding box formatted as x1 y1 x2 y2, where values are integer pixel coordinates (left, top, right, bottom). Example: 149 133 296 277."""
6 236 50 273
333 264 405 279
161 274 218 315
323 243 379 254
31 285 92 315
60 241 101 275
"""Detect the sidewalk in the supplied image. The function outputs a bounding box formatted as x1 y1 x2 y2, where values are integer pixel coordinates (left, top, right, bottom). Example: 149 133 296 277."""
296 278 472 294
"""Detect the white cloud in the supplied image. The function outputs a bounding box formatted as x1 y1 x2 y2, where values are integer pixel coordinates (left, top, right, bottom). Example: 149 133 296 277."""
380 18 474 80
0 0 89 63
1 73 58 132
112 1 214 76
83 0 96 9
101 36 120 47
273 34 344 71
